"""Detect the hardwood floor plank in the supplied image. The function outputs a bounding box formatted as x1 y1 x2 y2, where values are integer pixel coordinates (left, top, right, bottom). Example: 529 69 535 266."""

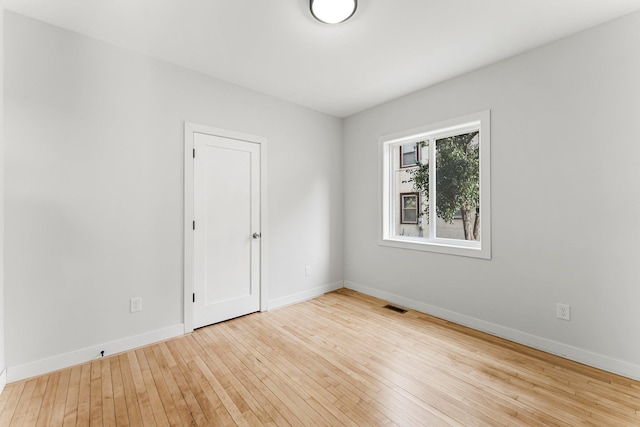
269 307 457 425
226 317 356 426
268 313 441 425
126 350 156 426
6 378 38 426
100 357 117 427
215 323 327 426
48 368 71 426
197 326 293 426
148 344 197 426
74 363 92 427
191 355 253 426
23 375 49 426
109 357 130 427
62 365 82 427
0 382 25 426
136 348 170 427
2 289 639 427
189 333 268 425
159 340 209 426
166 363 207 426
117 353 144 427
142 346 183 426
35 371 61 427
89 361 103 427
201 327 301 426
165 338 230 426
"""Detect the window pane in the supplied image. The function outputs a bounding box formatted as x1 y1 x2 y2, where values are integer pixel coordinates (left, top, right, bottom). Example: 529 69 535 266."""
435 131 480 241
400 143 418 167
403 209 417 223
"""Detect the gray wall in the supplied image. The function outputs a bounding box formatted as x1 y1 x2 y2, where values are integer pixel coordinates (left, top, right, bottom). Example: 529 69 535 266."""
4 12 343 374
343 11 640 378
0 1 6 391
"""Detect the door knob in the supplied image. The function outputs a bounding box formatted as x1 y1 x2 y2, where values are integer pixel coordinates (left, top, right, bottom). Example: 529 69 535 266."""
252 232 261 239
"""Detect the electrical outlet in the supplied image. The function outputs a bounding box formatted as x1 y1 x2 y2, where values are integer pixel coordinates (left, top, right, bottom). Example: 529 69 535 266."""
556 303 570 321
130 297 143 313
305 266 311 276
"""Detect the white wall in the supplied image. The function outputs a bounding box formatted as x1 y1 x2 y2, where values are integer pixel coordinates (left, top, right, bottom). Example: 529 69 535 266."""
343 11 640 379
4 12 343 380
0 1 6 393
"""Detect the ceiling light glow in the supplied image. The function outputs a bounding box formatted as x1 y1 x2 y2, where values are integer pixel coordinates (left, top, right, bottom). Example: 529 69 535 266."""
310 0 357 24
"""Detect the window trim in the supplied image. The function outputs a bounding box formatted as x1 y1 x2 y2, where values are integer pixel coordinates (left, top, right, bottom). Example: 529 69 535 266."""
378 110 491 259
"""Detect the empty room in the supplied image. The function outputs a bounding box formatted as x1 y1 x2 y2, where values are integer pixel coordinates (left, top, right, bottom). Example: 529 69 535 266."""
0 0 639 425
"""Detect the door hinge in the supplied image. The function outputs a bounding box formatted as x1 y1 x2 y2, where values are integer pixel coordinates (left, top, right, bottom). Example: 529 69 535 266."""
192 293 195 303
193 148 195 158
193 221 195 230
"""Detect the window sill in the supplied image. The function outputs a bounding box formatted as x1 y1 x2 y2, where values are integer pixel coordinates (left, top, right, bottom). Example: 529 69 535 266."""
379 236 490 259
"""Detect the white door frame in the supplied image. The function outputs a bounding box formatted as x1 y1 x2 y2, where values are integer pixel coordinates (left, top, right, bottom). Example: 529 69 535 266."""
183 122 268 333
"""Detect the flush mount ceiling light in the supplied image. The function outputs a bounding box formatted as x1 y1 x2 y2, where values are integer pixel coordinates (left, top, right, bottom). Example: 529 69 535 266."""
310 0 357 24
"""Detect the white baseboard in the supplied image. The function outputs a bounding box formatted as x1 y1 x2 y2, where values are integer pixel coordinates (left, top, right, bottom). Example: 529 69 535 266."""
268 281 344 310
5 281 344 383
7 324 185 383
344 281 640 381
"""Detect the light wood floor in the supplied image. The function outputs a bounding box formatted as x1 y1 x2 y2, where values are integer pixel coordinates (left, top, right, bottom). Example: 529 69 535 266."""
1 289 639 426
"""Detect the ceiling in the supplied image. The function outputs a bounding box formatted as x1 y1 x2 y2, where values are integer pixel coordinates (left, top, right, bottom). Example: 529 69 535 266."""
5 0 640 118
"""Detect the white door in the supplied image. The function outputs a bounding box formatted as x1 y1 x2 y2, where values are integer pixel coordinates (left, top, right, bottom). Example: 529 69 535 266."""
193 132 261 328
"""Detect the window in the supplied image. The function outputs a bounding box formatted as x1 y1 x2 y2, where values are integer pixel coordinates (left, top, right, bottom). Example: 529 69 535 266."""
379 111 491 259
400 193 419 224
399 143 420 168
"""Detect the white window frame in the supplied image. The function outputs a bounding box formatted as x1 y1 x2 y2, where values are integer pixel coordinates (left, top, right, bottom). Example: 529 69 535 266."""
379 110 491 259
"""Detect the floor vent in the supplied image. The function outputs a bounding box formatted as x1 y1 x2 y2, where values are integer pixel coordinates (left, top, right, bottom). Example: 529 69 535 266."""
383 304 407 314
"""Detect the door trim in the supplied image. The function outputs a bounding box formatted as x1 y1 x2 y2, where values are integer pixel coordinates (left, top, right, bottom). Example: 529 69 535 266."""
184 122 268 333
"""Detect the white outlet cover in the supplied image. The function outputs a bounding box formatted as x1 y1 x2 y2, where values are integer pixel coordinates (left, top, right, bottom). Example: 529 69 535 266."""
130 297 143 313
556 303 571 321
